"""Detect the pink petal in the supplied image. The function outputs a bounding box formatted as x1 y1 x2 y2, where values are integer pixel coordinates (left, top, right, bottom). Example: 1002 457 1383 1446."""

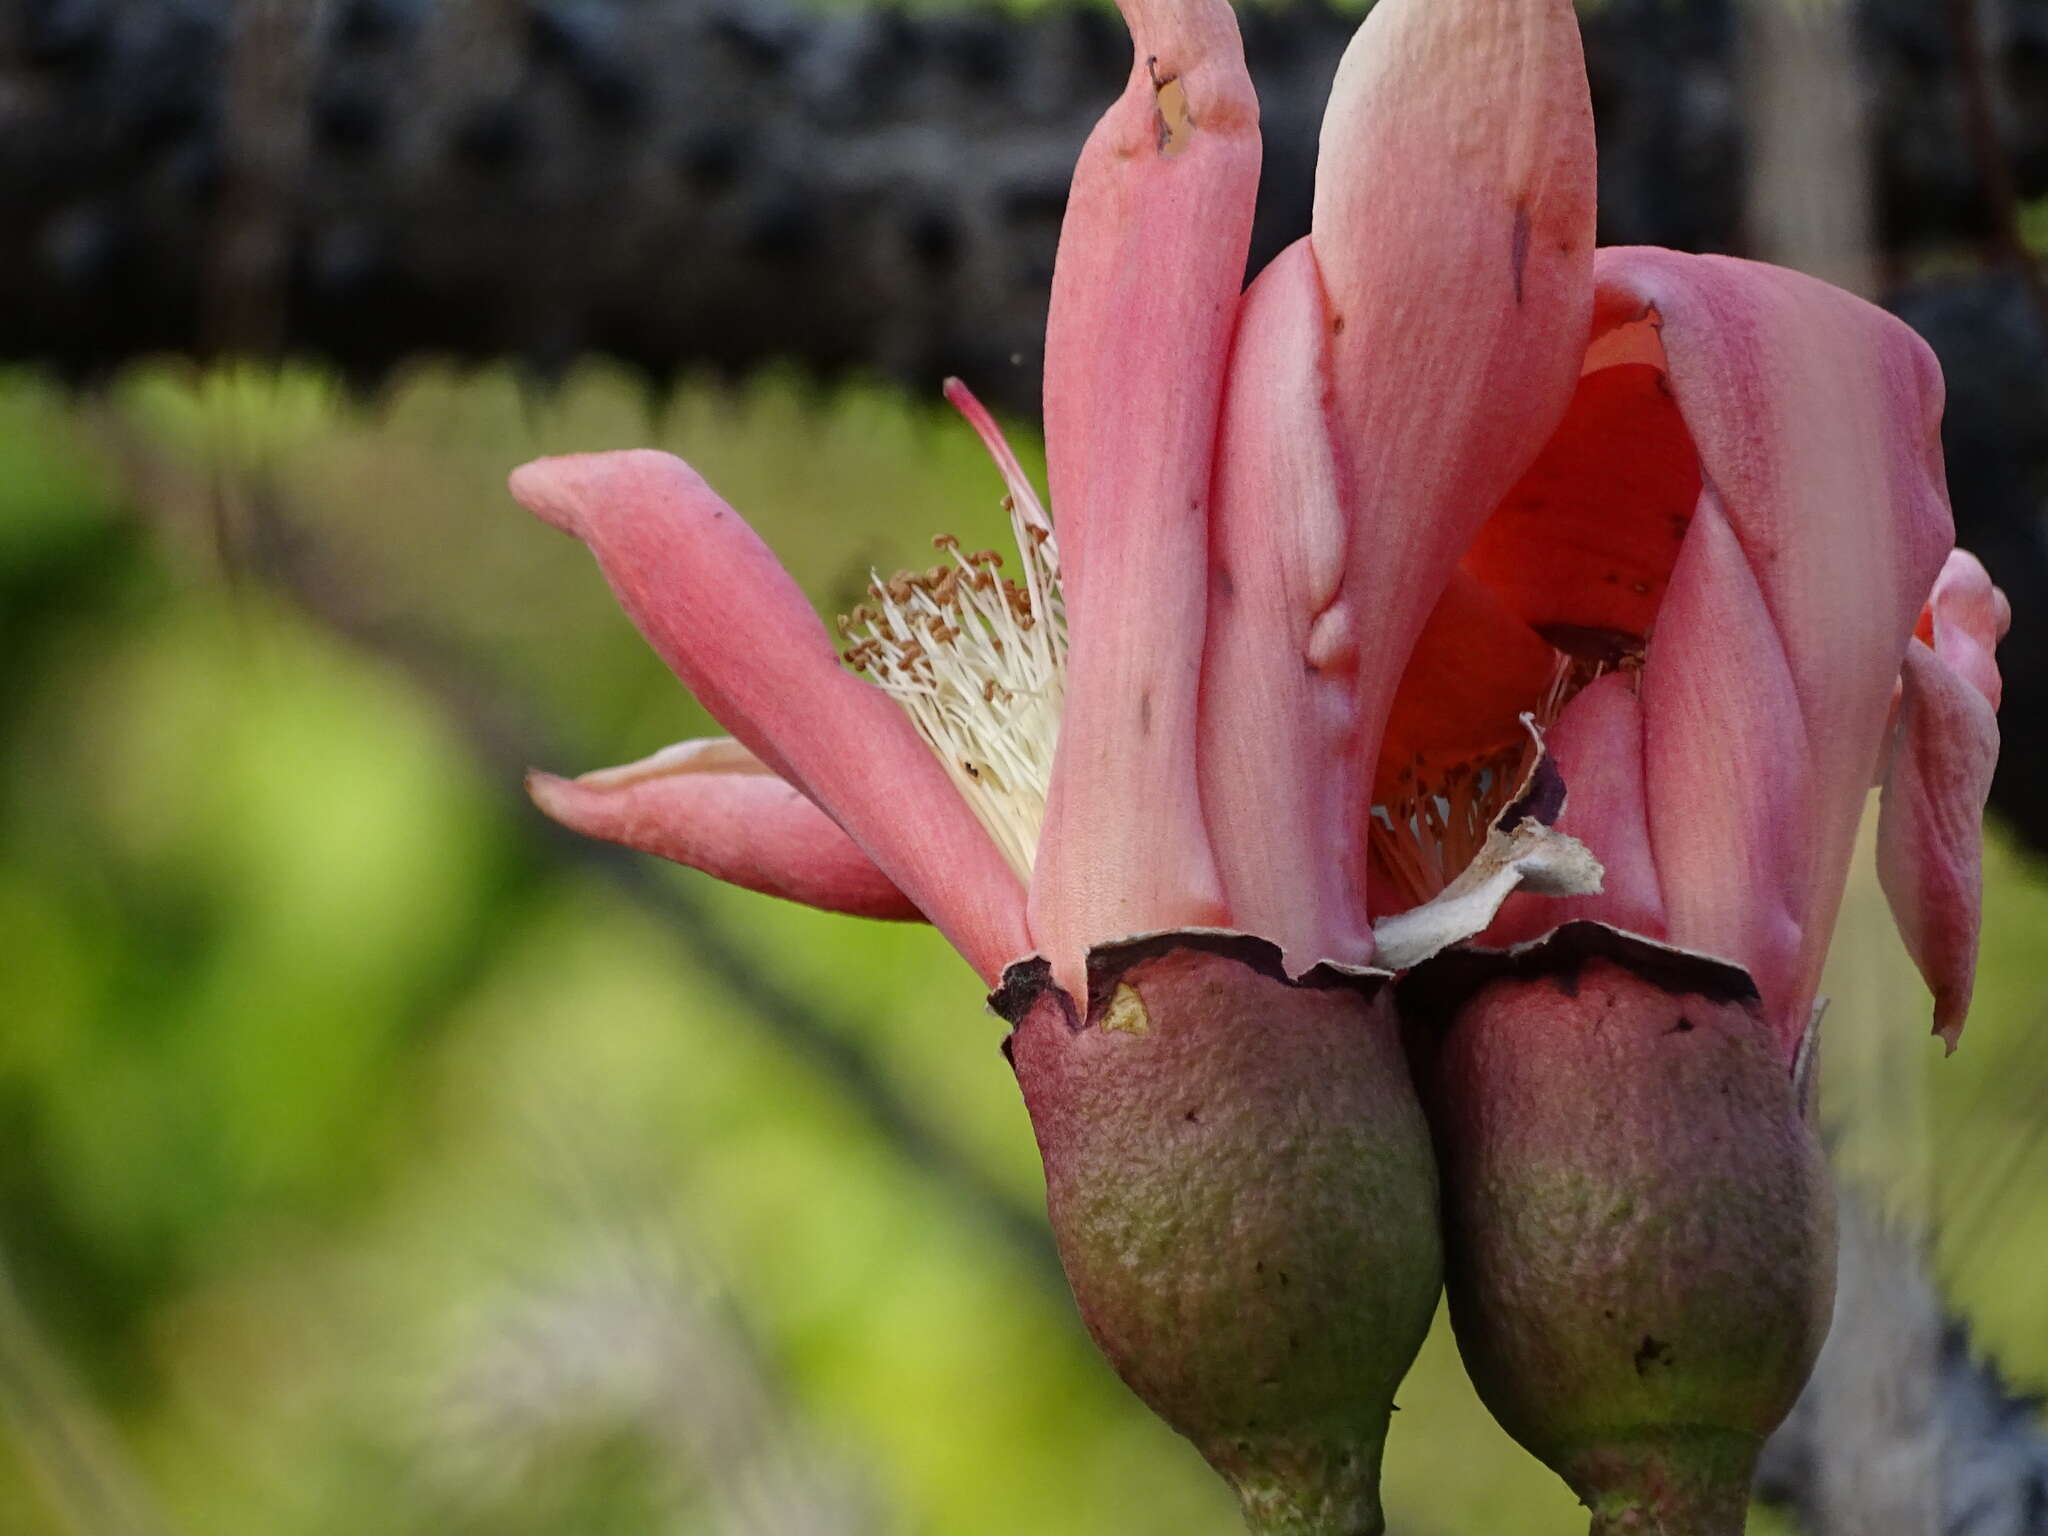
1917 548 2010 711
1877 638 2001 1050
510 450 1028 982
1198 242 1367 968
1032 0 1256 989
1312 0 1597 793
528 739 922 922
1639 490 1811 1046
1484 673 1669 947
1594 249 1954 1017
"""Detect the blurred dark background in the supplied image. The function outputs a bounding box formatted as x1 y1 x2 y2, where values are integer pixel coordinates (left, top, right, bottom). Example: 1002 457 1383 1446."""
0 1 2044 1532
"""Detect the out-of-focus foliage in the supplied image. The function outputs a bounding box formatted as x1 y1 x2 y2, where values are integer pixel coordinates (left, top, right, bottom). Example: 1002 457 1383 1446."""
0 364 2038 1534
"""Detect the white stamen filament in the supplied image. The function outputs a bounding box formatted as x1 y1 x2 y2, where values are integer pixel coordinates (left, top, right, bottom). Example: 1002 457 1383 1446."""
1370 745 1534 910
1368 642 1642 913
839 497 1066 883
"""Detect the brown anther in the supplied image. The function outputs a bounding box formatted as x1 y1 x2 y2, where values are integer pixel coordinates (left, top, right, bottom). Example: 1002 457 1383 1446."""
968 549 1003 569
932 533 961 551
886 576 914 603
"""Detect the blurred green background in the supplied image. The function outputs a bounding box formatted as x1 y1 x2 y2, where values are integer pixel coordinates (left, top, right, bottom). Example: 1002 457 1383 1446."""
0 360 2042 1535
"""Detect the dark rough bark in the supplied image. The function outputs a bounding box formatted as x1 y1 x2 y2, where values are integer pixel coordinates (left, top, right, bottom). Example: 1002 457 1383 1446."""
3 0 2047 397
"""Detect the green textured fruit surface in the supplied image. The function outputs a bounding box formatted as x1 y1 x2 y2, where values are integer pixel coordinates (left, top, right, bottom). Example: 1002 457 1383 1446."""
1416 943 1834 1531
999 936 1444 1536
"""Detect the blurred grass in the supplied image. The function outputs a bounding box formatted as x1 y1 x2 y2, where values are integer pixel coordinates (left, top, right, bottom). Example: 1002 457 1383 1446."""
0 361 2037 1534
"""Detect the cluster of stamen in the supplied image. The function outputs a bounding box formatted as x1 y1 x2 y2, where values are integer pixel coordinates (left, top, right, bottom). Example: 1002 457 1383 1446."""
838 500 1066 882
1369 636 1646 910
1370 743 1536 909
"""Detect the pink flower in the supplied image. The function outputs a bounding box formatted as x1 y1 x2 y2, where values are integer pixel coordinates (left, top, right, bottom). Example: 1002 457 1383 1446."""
1380 250 2009 1053
514 0 1602 1003
514 0 1602 1525
1388 242 2007 1534
507 0 2010 1521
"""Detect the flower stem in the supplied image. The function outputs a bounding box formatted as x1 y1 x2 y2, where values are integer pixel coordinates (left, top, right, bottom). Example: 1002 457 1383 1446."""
1573 1435 1755 1536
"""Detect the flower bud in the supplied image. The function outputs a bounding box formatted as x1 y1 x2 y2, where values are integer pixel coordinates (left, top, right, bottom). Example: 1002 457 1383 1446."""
996 934 1442 1536
1405 924 1834 1535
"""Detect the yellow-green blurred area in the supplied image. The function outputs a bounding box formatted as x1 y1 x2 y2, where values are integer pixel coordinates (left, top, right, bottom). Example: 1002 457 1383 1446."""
0 362 2041 1536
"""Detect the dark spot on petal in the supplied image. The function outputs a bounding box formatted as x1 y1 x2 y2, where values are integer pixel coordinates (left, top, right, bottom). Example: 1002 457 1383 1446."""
1634 1335 1674 1374
1138 689 1153 734
1668 1015 1696 1034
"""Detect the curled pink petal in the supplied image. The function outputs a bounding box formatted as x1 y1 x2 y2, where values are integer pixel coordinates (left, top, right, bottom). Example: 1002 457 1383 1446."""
1639 490 1811 1047
1199 242 1368 968
510 450 1028 982
1593 250 1954 1016
528 739 922 922
1917 548 2010 711
1878 547 2009 1049
1032 0 1256 993
1312 0 1597 799
1877 638 2001 1051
